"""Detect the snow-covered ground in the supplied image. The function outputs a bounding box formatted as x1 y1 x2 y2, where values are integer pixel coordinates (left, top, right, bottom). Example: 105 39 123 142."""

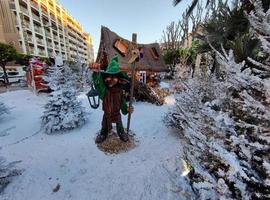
0 90 186 200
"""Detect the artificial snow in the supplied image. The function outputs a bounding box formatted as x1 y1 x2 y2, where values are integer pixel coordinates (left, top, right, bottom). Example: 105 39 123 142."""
0 90 185 200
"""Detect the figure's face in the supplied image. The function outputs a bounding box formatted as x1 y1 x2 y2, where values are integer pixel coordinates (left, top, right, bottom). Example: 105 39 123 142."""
104 76 119 87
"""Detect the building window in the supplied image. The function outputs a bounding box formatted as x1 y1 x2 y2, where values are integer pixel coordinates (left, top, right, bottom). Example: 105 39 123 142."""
149 47 159 59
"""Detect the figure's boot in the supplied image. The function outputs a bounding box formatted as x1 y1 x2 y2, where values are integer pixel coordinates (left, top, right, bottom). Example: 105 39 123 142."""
95 129 108 144
117 122 129 142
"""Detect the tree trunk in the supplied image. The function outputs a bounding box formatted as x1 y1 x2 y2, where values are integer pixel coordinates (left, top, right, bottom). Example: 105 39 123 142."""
1 64 9 87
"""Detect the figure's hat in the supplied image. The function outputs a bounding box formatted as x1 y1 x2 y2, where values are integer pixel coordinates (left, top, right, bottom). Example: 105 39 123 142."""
104 56 121 74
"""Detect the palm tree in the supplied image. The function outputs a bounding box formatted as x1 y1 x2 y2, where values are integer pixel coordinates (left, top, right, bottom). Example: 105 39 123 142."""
173 0 269 16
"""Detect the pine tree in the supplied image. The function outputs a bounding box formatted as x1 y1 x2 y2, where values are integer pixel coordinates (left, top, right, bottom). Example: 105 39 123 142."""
41 65 86 134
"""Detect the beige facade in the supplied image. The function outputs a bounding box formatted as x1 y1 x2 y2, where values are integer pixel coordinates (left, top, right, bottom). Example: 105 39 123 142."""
0 0 21 50
0 0 94 63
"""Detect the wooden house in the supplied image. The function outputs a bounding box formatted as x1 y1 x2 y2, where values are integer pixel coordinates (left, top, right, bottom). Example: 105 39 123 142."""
96 26 168 86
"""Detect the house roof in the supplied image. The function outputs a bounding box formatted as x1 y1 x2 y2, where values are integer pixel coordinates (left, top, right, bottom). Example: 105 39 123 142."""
96 26 168 72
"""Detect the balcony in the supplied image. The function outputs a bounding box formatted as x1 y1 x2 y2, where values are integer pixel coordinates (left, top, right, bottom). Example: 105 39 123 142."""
20 7 29 16
42 10 49 18
50 15 56 23
34 27 42 35
27 38 34 43
53 35 59 41
23 23 31 30
36 39 44 46
38 50 46 56
46 43 53 49
45 31 52 38
31 2 39 11
32 14 41 23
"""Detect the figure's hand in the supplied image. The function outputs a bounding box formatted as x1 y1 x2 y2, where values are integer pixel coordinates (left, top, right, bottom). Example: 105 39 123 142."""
127 106 134 114
89 62 100 72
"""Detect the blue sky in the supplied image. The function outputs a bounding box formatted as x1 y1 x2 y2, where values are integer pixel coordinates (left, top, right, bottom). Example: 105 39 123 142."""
58 0 189 58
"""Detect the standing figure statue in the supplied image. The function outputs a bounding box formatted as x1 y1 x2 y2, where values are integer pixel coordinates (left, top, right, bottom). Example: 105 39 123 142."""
89 56 134 143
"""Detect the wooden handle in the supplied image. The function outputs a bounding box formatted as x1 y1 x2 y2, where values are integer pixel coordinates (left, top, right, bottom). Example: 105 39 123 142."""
126 33 137 134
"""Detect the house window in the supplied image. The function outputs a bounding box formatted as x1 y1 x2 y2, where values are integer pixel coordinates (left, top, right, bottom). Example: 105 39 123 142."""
139 71 146 84
149 47 159 59
113 39 129 56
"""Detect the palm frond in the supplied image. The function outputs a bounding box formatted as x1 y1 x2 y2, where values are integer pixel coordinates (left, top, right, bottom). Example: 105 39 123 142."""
186 0 199 16
173 0 184 7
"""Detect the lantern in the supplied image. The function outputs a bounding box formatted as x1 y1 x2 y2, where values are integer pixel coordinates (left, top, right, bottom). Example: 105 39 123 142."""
86 84 100 109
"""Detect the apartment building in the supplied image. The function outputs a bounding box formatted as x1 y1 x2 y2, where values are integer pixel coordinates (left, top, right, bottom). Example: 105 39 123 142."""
0 0 94 63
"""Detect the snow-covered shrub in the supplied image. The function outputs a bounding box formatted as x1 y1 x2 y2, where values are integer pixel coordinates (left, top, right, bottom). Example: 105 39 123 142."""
41 65 86 134
165 2 270 198
165 47 270 199
0 157 21 193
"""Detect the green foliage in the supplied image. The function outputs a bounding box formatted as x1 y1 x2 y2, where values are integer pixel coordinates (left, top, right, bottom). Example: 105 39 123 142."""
201 5 249 51
179 40 201 65
228 33 260 63
163 49 180 66
0 42 18 85
39 57 53 66
15 53 32 66
195 3 262 65
163 49 180 76
0 42 17 67
164 40 200 67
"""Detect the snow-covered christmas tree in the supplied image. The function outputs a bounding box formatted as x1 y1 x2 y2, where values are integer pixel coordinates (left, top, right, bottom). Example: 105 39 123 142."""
41 64 86 134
